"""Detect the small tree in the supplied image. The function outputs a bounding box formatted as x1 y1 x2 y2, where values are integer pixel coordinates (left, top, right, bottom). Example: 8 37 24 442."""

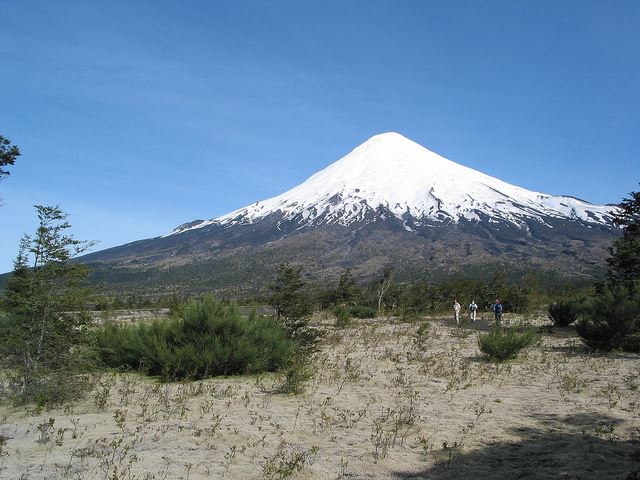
608 185 640 288
336 267 361 305
505 274 535 313
1 205 95 405
268 263 312 336
376 267 395 315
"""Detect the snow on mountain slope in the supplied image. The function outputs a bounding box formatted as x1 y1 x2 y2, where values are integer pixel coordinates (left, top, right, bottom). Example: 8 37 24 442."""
169 132 616 235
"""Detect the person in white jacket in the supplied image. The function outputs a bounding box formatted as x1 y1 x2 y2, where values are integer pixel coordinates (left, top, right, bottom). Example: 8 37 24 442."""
468 300 478 322
453 299 461 324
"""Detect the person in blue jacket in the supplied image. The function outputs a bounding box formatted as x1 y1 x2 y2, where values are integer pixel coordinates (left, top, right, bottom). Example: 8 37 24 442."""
492 298 503 326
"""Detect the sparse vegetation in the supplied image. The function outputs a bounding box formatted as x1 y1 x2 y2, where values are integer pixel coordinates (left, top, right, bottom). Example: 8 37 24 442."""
262 442 317 479
1 308 640 478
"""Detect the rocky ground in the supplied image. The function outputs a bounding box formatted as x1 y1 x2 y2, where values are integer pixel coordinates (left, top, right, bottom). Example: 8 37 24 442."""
1 311 639 479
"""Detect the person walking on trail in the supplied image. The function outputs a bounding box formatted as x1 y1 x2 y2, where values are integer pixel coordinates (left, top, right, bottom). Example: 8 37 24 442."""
468 300 478 322
492 298 503 326
453 299 461 324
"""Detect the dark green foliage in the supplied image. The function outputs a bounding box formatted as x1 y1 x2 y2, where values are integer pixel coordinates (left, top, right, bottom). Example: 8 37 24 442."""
399 281 439 319
488 271 507 300
349 305 377 319
336 268 362 305
332 304 352 328
575 283 640 352
94 296 296 380
0 205 94 406
503 274 535 313
0 134 20 180
315 287 339 310
548 299 580 327
268 263 312 336
392 273 538 318
275 354 312 394
478 327 540 362
607 185 640 287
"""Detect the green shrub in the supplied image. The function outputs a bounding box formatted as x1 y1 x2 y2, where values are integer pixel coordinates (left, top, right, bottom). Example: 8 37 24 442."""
333 305 352 328
548 299 579 327
575 284 640 352
478 327 539 362
412 322 431 352
349 305 377 319
94 296 297 380
275 355 311 394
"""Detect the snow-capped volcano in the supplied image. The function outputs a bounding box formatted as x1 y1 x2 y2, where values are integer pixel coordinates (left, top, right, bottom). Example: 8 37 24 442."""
170 132 615 235
82 132 620 293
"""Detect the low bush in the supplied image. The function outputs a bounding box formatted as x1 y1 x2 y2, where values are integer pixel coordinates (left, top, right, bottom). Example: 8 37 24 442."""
575 284 640 352
333 305 352 328
478 327 539 362
94 296 297 380
349 305 377 319
548 299 580 327
275 355 312 394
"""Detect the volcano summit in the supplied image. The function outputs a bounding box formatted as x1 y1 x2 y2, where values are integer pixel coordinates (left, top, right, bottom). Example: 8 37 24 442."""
171 132 613 234
84 133 619 293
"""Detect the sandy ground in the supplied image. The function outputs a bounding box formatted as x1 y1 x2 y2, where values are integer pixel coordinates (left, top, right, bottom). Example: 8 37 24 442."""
1 312 639 479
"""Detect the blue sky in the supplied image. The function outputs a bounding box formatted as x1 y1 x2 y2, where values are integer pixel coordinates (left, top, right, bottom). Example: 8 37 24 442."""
1 0 639 272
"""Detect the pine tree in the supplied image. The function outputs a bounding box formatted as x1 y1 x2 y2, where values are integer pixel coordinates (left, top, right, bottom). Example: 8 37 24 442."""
607 185 640 287
268 263 312 335
574 186 640 352
336 267 361 305
1 205 95 405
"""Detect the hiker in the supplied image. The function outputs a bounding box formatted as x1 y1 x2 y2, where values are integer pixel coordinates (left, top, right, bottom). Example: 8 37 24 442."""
492 298 503 326
453 299 461 324
468 300 478 322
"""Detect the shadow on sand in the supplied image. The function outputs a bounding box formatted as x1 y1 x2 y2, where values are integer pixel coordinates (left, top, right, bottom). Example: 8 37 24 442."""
392 413 640 480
